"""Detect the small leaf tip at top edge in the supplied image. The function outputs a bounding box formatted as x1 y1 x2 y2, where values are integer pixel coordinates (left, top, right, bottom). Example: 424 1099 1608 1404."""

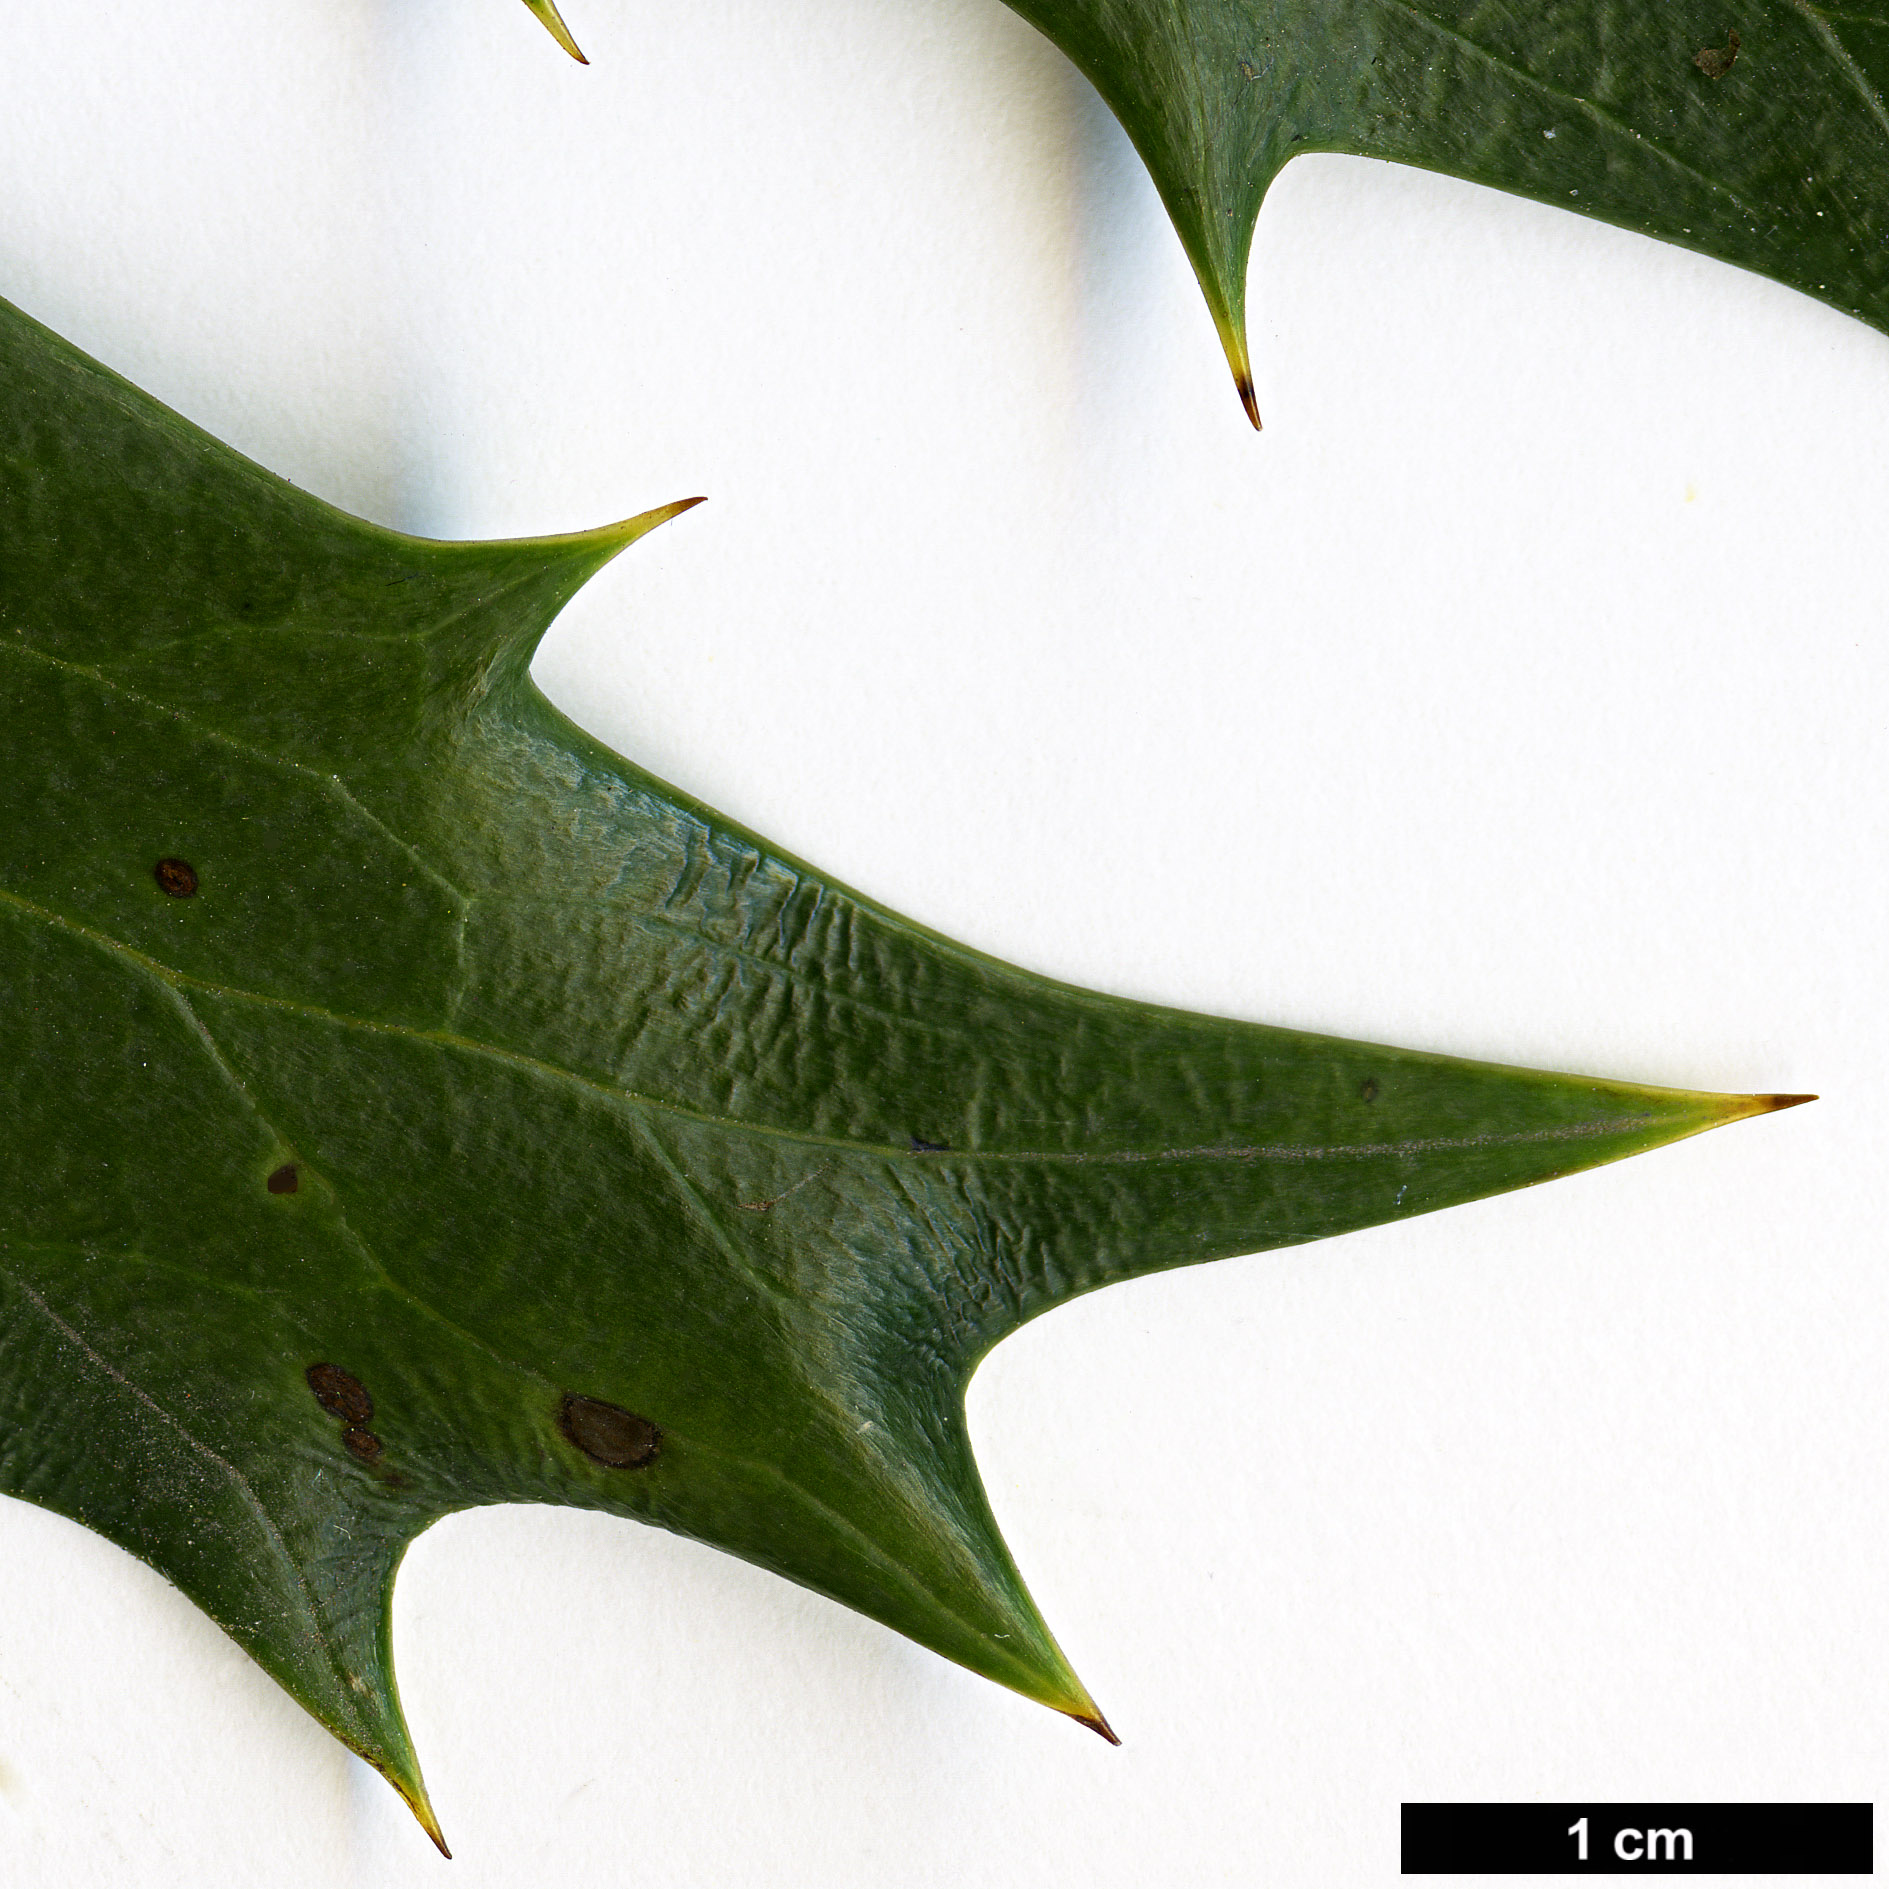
522 0 589 63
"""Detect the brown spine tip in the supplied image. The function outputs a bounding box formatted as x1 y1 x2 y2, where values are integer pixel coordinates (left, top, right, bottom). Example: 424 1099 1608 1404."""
1236 372 1262 431
417 1805 452 1859
378 1760 451 1857
1708 1090 1817 1129
526 0 590 64
1072 1707 1121 1746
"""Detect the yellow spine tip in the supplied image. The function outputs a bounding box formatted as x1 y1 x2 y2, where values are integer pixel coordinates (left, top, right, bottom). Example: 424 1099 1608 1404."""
1066 1704 1121 1745
1209 299 1260 429
525 0 589 63
409 1792 452 1858
1724 1091 1817 1122
375 1754 451 1857
1236 371 1262 431
567 495 707 558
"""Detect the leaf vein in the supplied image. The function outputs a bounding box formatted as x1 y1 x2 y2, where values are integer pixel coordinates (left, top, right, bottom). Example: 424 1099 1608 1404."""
0 885 1653 1167
1370 0 1767 215
0 1259 372 1732
0 638 469 910
1790 0 1889 142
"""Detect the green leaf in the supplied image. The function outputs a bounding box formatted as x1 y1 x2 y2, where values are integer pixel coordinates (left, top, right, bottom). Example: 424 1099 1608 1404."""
0 289 1803 1848
520 0 587 63
520 0 1889 423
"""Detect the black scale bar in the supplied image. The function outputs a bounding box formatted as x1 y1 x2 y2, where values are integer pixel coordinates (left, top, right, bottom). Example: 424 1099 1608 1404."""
1402 1803 1873 1874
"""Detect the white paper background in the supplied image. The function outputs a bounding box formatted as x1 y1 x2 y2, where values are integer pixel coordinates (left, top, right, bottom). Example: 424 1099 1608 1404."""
0 2 1880 1882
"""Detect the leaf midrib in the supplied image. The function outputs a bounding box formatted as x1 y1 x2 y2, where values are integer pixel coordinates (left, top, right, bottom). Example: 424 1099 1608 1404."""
0 885 1650 1167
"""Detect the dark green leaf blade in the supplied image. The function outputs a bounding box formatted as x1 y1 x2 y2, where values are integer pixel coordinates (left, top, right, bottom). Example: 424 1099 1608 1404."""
513 0 1889 420
0 290 1802 1840
1015 0 1889 419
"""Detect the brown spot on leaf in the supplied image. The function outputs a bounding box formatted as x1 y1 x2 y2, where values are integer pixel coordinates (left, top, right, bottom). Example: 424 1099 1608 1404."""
267 1164 299 1195
1361 1078 1380 1102
560 1392 660 1469
342 1427 384 1463
1694 28 1739 78
306 1362 374 1426
154 857 198 898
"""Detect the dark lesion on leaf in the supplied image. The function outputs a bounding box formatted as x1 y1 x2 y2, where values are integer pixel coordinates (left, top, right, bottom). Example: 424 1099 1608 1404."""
1360 1079 1380 1103
308 1363 396 1471
342 1427 384 1463
1694 28 1740 78
306 1361 374 1427
908 1135 951 1154
560 1392 660 1469
153 856 198 898
267 1163 300 1195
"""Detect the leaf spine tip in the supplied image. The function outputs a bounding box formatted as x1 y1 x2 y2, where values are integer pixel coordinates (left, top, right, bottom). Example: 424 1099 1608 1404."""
620 494 708 537
535 495 706 568
409 1790 451 1858
1711 1089 1817 1125
1206 296 1260 428
1236 372 1262 430
524 0 589 63
373 1751 450 1856
598 494 707 555
1073 1707 1122 1746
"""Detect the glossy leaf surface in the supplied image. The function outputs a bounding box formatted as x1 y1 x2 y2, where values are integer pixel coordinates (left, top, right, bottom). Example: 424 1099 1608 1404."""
520 0 1889 422
0 293 1799 1845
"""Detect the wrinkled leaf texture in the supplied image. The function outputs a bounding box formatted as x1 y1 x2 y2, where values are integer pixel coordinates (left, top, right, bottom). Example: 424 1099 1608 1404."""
0 293 1800 1847
520 0 1889 423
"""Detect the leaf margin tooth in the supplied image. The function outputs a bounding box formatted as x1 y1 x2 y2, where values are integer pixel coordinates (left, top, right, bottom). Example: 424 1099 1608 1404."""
521 0 590 64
